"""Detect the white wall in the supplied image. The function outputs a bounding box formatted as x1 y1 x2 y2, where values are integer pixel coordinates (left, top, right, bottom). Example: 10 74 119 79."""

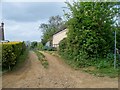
52 29 67 47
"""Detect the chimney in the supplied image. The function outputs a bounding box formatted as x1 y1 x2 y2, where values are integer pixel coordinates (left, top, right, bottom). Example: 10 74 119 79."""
1 22 5 40
1 22 4 27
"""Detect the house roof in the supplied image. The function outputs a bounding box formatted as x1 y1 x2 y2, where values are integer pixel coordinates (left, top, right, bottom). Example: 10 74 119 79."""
53 25 67 35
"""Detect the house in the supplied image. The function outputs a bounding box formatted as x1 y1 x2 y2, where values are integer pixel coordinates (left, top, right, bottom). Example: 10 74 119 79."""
0 22 5 41
52 28 68 47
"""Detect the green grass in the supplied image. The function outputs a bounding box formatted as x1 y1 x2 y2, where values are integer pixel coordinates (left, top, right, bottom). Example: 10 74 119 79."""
46 51 119 78
45 51 60 57
83 67 118 78
63 57 119 78
34 50 49 69
42 60 49 68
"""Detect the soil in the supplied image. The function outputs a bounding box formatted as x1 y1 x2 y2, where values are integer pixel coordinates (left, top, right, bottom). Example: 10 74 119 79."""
2 51 118 88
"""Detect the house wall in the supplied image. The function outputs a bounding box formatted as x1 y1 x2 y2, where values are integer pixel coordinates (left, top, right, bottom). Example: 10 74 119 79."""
52 29 67 47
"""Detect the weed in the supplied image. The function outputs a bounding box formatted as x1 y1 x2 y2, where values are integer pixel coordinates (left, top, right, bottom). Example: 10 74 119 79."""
34 50 49 69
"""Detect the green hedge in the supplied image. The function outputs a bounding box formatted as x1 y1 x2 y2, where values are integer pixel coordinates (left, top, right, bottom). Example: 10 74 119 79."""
2 42 26 70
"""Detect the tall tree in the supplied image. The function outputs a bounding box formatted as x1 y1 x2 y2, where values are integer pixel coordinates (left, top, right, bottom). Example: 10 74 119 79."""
39 15 64 45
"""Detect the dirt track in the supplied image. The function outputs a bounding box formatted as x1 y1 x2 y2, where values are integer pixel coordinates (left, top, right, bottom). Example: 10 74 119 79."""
2 51 118 88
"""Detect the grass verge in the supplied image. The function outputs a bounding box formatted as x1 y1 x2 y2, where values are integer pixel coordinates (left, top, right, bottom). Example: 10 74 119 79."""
34 50 49 69
82 66 118 78
46 51 118 78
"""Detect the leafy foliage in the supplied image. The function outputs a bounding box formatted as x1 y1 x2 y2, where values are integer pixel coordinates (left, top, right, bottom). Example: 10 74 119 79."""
116 27 120 49
59 1 120 69
2 42 26 70
59 38 67 53
37 42 44 50
30 41 37 49
40 15 65 45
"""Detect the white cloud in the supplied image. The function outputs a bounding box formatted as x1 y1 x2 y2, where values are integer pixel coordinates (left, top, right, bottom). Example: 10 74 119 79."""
2 2 66 22
4 20 47 41
2 0 119 2
2 2 67 41
2 0 66 2
0 3 2 21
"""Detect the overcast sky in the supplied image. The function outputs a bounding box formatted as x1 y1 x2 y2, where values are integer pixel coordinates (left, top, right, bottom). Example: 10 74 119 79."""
1 2 67 42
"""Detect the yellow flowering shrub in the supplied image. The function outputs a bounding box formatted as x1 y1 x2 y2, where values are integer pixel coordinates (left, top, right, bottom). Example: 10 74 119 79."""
2 42 26 70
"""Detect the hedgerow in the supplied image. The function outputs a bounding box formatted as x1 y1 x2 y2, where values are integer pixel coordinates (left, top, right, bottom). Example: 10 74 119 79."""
2 42 26 70
59 2 120 69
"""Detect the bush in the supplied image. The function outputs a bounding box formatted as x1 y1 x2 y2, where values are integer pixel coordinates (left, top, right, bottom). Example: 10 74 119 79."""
59 38 119 69
2 42 26 70
96 59 110 69
59 38 67 53
30 41 37 49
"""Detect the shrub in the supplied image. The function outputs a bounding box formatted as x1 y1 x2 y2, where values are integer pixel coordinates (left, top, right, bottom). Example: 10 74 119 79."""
59 38 67 53
30 41 37 49
2 42 26 70
96 59 110 69
58 2 119 71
